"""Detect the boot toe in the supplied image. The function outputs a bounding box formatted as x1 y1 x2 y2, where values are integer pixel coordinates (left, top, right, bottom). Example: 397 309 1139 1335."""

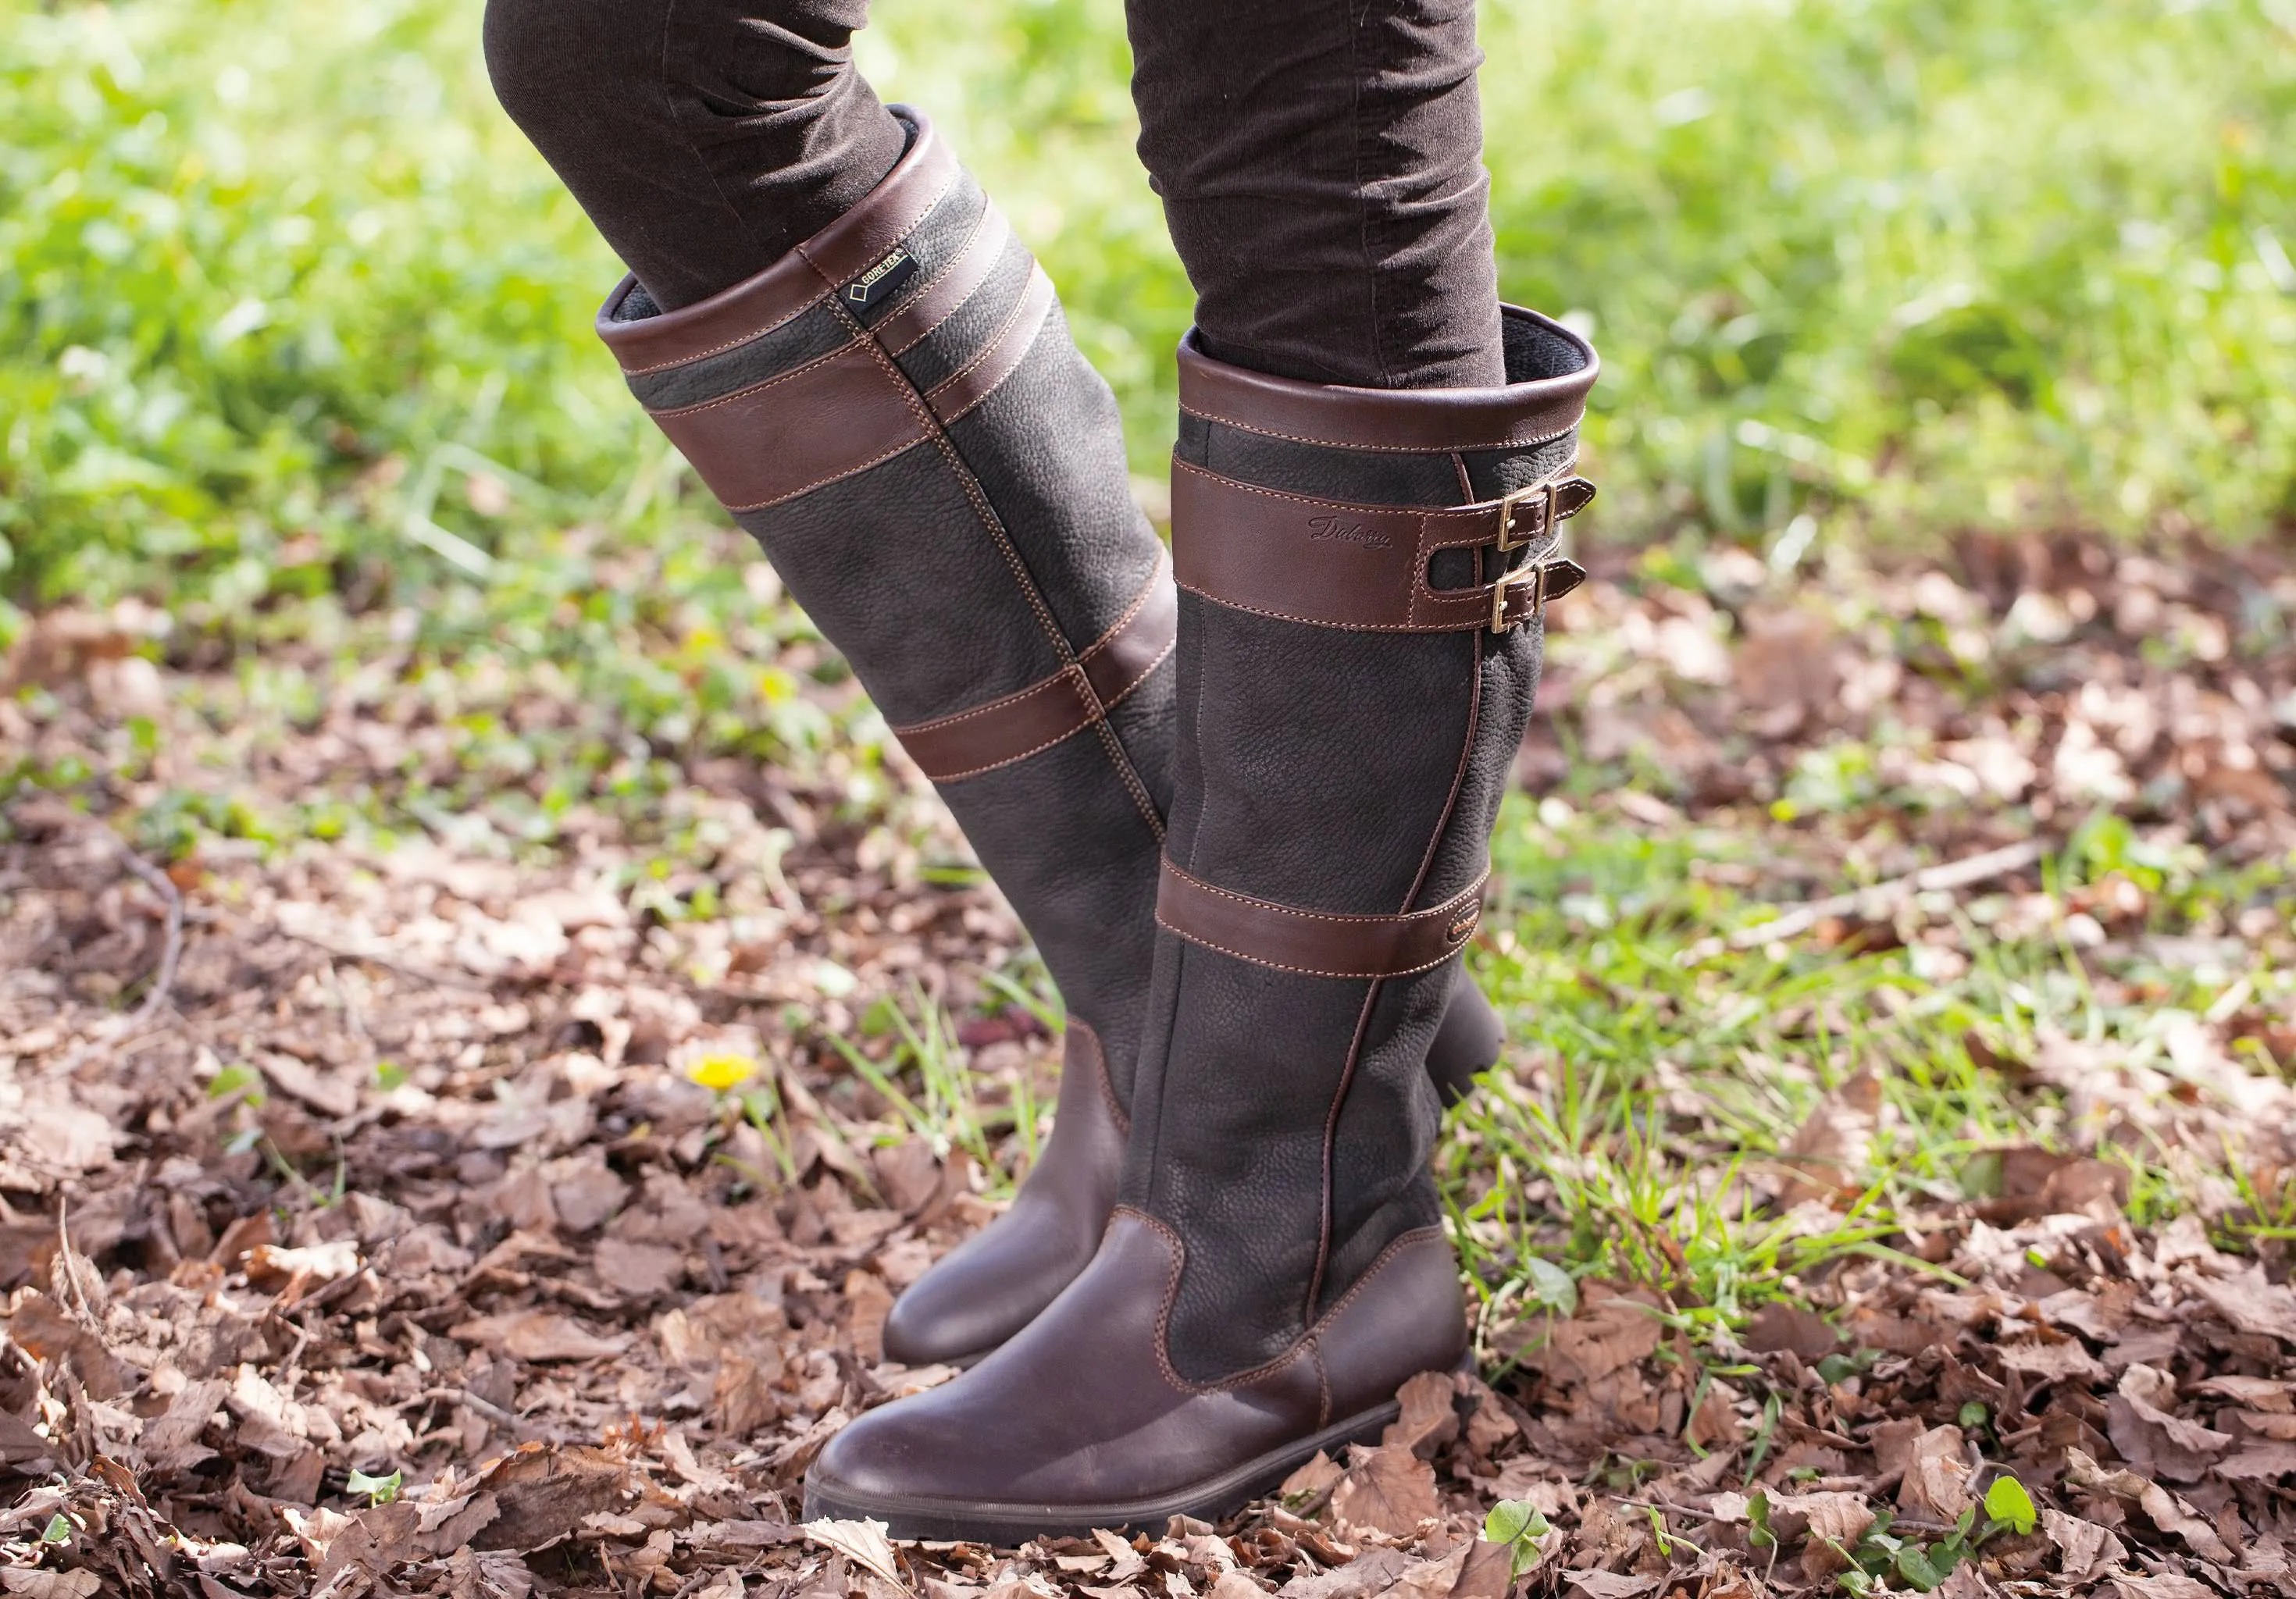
808 1391 968 1505
879 1259 1019 1369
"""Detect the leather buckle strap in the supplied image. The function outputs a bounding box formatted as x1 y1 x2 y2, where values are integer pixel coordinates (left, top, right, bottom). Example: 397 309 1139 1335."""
1155 857 1488 980
890 552 1177 783
1170 460 1593 635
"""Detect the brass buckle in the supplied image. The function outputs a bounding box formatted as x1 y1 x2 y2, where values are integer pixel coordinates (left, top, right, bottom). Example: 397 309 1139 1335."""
1493 482 1552 554
1489 561 1553 633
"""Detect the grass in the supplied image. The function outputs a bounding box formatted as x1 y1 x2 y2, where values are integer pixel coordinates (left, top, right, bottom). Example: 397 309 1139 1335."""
5 0 2295 620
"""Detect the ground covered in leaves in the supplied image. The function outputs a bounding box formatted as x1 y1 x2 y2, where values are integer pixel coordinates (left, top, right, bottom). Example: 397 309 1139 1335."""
2 526 2293 1597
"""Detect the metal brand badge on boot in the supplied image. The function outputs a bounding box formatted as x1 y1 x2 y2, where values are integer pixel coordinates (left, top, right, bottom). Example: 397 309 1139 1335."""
843 248 918 315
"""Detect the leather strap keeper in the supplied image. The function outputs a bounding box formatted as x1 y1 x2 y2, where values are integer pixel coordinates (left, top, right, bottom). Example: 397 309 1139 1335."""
1156 858 1488 980
1171 460 1592 634
893 553 1177 783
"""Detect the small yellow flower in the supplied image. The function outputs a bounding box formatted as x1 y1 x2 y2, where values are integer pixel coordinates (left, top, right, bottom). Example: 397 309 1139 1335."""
683 1049 758 1092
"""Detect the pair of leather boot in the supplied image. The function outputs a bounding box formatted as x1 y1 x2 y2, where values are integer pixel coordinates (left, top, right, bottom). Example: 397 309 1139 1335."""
597 110 1595 1536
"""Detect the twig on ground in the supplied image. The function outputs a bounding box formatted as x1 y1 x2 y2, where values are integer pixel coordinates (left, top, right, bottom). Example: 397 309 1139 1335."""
1679 838 2047 965
112 844 185 1020
265 922 496 993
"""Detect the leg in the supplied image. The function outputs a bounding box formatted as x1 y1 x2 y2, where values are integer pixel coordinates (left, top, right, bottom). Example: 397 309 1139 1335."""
1126 0 1504 388
483 0 904 308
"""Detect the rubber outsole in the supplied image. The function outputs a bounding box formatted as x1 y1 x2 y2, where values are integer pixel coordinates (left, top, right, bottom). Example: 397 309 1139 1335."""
800 1398 1402 1541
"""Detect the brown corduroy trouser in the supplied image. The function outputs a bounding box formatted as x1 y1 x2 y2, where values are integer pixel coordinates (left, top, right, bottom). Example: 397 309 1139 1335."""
483 0 1504 390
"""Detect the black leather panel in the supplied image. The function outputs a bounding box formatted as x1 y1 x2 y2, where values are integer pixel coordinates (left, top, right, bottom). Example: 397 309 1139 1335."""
625 299 853 411
943 313 1167 661
733 443 1067 727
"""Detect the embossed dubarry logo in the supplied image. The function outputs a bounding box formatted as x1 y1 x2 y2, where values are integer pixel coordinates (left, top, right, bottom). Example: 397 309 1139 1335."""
1306 513 1392 550
1445 910 1479 943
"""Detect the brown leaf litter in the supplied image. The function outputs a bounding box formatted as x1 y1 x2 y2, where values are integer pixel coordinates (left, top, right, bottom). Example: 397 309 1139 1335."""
0 529 2292 1594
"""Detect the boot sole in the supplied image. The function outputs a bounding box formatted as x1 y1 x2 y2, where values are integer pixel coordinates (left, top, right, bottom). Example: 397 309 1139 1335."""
800 1398 1402 1541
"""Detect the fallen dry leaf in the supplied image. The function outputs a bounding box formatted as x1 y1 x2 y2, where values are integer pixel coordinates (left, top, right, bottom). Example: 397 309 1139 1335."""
1329 1444 1439 1538
450 1310 632 1362
804 1516 904 1584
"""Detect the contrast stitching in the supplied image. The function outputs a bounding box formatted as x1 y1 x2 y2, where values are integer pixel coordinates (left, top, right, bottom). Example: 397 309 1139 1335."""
1096 638 1174 718
718 431 930 513
1126 1208 1449 1398
1070 1018 1130 1138
893 554 1171 781
615 165 961 376
836 276 1167 839
647 337 864 420
1173 460 1499 525
1124 1208 1316 1398
908 719 1093 784
896 664 1092 738
613 290 831 376
1149 914 1472 981
794 164 962 293
1080 551 1168 664
889 209 1018 357
1308 611 1488 1316
895 552 1160 743
1162 860 1485 928
1175 578 1469 633
925 269 1054 422
1177 404 1579 455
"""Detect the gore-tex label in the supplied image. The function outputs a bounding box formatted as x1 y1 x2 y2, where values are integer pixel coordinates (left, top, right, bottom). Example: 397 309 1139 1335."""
842 248 918 313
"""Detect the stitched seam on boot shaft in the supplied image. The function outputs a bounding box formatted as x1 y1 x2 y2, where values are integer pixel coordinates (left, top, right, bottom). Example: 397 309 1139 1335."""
1175 582 1485 634
1176 405 1578 455
886 206 1015 357
722 434 931 514
646 339 863 420
896 639 1173 785
893 552 1171 738
1125 1205 1449 1396
1069 1018 1130 1137
925 267 1057 423
1306 589 1488 1319
829 283 1168 841
1160 860 1484 928
1145 922 1464 981
641 205 1001 418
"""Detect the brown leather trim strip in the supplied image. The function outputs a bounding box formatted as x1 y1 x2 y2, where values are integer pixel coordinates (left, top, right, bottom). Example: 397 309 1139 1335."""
878 204 1018 355
1081 554 1177 714
649 342 926 513
892 551 1177 782
1155 859 1488 980
1170 460 1594 632
1176 306 1598 453
596 105 959 375
926 265 1056 424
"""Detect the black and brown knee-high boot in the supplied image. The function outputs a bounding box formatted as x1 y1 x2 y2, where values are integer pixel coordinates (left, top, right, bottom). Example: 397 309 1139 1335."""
804 308 1599 1537
597 109 1511 1373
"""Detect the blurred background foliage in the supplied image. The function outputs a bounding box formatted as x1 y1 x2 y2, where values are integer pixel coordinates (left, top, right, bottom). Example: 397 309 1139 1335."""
4 0 2294 624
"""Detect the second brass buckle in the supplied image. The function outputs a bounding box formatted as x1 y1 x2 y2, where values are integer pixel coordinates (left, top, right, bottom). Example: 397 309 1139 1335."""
1489 560 1556 633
